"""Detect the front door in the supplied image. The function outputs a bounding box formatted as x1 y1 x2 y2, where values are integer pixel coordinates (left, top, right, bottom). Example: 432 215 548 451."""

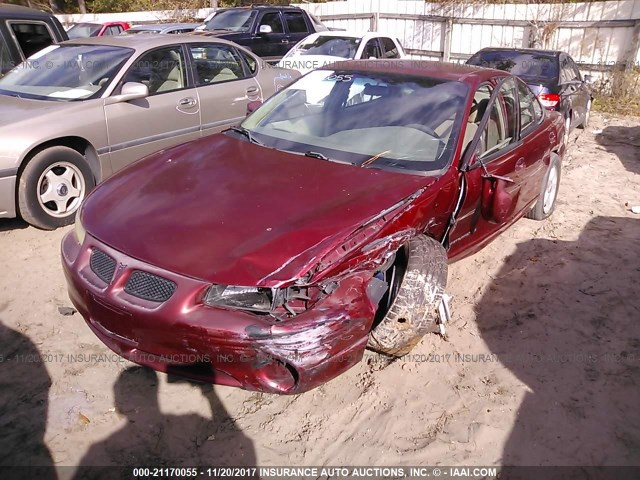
252 11 287 60
104 45 200 174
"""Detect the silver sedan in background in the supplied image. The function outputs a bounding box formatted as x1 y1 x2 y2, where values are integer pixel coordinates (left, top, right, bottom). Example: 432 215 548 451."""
0 35 299 229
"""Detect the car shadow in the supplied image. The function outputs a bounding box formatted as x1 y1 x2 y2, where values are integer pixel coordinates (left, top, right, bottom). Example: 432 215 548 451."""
72 367 256 479
0 317 57 480
0 218 29 232
595 125 640 175
474 216 640 471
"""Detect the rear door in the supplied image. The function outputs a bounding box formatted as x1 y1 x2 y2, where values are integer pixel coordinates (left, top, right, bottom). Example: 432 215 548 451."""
104 44 200 173
187 42 262 136
282 10 311 51
448 76 532 257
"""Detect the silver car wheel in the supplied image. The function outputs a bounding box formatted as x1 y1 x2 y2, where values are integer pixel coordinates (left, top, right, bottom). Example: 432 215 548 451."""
542 165 559 214
37 161 85 218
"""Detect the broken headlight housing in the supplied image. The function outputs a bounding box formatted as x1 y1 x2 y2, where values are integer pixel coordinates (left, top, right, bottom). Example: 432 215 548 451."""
203 284 273 312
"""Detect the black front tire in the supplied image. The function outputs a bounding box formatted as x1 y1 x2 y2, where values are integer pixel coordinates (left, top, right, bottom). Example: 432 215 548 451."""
18 146 94 230
368 235 448 357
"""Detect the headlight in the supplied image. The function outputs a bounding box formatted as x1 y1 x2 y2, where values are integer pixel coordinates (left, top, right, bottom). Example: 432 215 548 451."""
74 206 86 244
203 284 272 312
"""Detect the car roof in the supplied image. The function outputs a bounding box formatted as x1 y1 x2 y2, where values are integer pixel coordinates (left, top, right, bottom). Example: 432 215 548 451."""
63 34 239 50
475 47 562 57
305 31 395 40
327 59 506 84
0 4 56 20
217 5 303 10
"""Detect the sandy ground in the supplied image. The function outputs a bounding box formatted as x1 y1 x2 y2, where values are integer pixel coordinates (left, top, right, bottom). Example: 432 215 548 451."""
0 113 639 476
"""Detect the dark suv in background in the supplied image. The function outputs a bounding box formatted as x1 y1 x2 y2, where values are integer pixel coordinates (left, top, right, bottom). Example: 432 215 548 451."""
0 4 68 76
198 5 328 62
466 48 592 144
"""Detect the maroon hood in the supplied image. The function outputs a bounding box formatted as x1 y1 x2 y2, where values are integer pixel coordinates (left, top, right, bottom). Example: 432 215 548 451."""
82 134 430 286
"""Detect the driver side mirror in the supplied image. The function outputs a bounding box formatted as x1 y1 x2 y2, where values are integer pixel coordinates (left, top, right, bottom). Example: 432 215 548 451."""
258 25 273 35
104 82 149 105
584 74 594 85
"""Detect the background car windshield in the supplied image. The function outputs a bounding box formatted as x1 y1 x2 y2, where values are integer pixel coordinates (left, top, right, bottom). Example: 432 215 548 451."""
204 10 257 32
123 28 161 35
67 23 101 39
295 36 360 58
468 51 558 81
0 44 133 101
242 69 468 173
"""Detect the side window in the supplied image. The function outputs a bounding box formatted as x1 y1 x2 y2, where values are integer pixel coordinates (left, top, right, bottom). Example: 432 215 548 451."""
123 46 186 95
238 50 257 75
560 56 574 84
362 39 381 59
283 12 308 34
477 79 517 158
259 12 284 34
102 27 112 36
463 84 492 153
380 37 399 59
517 78 543 130
9 21 55 59
497 78 518 142
0 30 15 75
189 44 246 85
108 26 122 35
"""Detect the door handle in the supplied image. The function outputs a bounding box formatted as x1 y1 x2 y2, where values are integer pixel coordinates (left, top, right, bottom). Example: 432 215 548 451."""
246 86 259 95
178 97 197 107
281 39 289 43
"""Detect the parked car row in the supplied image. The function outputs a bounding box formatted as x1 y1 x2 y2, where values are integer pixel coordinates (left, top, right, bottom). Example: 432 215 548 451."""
0 3 593 394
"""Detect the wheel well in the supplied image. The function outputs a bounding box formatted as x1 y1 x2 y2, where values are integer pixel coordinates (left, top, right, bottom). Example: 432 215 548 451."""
17 137 100 184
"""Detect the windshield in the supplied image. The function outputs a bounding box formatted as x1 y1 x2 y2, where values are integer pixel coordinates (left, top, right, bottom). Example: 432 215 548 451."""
0 44 134 101
241 69 468 173
204 9 257 32
124 28 160 34
468 51 558 81
291 36 360 59
67 23 102 39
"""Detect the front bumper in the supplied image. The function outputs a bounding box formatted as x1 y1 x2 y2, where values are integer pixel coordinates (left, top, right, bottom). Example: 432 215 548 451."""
61 231 377 394
0 174 17 218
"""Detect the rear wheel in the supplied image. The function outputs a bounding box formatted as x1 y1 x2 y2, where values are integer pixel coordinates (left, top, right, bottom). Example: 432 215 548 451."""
526 153 561 221
368 235 448 357
18 146 94 230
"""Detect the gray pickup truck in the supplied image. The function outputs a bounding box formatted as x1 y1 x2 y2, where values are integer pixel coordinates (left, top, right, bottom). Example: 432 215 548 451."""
1 4 68 76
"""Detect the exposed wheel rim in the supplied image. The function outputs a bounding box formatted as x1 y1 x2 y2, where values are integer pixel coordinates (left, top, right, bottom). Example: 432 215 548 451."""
563 116 571 145
37 161 85 218
542 166 558 214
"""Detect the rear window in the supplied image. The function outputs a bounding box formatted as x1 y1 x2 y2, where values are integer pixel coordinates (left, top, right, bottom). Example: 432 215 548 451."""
467 51 558 81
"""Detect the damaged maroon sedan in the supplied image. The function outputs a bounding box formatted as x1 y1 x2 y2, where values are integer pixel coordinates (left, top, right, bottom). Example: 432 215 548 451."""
62 61 565 394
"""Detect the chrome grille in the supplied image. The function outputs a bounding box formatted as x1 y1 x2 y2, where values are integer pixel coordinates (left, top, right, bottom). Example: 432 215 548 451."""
90 249 116 284
124 271 176 302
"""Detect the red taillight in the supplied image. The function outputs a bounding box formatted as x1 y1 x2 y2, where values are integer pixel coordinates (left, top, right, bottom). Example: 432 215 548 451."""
538 93 560 109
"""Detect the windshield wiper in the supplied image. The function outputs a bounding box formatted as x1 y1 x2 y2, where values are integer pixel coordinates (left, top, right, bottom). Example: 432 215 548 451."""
228 126 262 145
360 150 391 168
304 151 328 160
